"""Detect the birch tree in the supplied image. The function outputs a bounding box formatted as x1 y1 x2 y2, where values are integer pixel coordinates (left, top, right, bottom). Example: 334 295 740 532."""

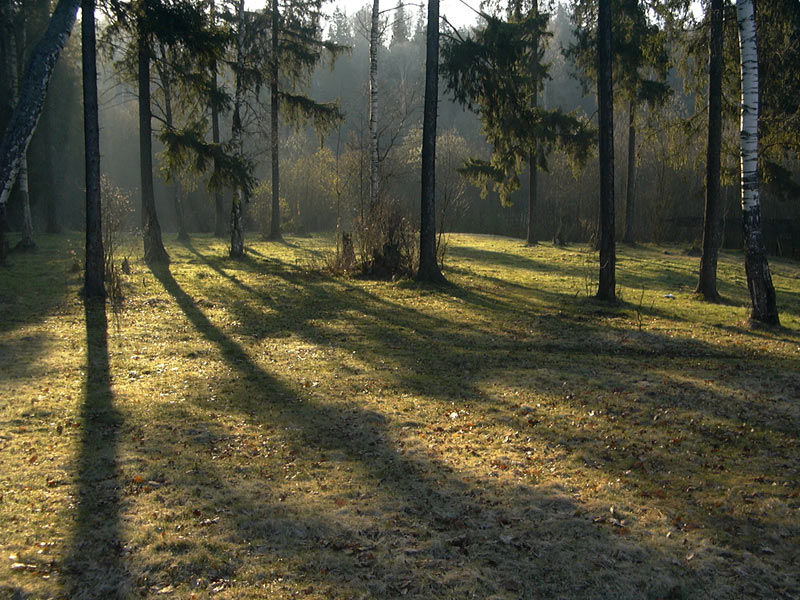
0 0 80 222
736 0 779 325
10 19 36 250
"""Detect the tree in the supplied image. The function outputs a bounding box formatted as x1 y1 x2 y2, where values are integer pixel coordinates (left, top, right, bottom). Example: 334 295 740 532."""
736 0 778 325
417 0 445 283
210 0 227 238
10 5 36 250
82 0 104 299
136 8 170 265
596 0 615 301
391 1 409 46
229 0 245 256
441 3 593 246
568 0 671 245
265 0 343 240
154 43 189 242
696 0 724 301
369 0 380 210
0 0 80 228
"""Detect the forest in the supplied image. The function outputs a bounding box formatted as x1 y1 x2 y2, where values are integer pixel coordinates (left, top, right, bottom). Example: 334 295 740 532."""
1 0 799 598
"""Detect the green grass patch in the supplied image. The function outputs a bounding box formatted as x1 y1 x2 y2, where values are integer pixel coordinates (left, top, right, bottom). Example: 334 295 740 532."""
1 233 798 599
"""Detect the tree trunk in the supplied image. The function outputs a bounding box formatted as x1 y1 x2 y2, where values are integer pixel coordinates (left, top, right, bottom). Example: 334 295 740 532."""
0 0 81 209
267 0 282 240
17 156 35 249
210 0 225 238
137 28 169 265
736 0 778 325
9 21 36 250
82 0 104 299
525 0 538 247
33 0 59 234
526 148 537 245
267 0 282 241
211 18 226 237
229 0 245 257
211 65 226 237
43 108 60 233
696 0 724 300
416 0 445 283
623 99 636 244
156 45 188 242
369 0 380 210
596 0 615 301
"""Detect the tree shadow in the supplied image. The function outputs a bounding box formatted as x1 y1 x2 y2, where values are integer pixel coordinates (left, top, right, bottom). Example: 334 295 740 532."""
62 300 129 597
142 263 708 598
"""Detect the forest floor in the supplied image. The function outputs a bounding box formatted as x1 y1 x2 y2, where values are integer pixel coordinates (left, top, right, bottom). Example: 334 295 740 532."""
0 232 798 600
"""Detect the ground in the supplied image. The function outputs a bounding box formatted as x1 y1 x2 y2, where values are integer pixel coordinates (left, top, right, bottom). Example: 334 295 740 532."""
0 233 798 599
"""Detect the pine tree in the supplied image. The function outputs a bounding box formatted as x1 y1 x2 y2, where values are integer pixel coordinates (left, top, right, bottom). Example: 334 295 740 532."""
696 0 724 301
391 1 409 46
265 0 344 240
441 5 593 244
417 0 445 283
82 0 104 299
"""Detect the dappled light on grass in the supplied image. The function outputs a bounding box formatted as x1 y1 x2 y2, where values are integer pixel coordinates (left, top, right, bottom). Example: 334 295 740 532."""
0 233 798 598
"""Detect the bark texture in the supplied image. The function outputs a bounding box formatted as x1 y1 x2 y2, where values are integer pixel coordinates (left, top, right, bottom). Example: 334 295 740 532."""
368 0 380 210
10 18 35 250
267 0 282 240
596 0 615 301
229 0 245 257
736 0 778 325
525 0 538 247
623 100 636 244
137 29 169 265
0 0 80 209
416 0 445 283
82 0 104 299
211 64 226 237
696 0 724 300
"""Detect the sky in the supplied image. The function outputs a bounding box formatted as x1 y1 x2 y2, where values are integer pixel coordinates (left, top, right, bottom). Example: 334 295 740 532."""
324 0 482 31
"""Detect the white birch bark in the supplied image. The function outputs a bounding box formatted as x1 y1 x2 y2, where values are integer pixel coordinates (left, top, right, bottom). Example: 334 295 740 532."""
736 0 779 325
737 0 759 213
369 0 380 209
0 0 81 208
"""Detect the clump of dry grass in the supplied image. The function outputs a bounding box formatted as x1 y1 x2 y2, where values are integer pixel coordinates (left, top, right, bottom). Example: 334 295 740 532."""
0 232 798 599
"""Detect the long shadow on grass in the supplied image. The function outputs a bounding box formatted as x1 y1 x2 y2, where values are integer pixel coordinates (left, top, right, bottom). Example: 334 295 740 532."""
62 300 129 597
147 263 705 598
157 249 799 596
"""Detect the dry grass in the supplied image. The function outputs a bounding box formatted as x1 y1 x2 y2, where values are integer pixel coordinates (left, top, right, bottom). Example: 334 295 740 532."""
0 232 798 599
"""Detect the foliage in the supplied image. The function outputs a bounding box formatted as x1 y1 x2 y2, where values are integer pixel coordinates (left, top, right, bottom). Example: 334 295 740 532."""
100 176 135 306
441 9 594 204
566 0 672 106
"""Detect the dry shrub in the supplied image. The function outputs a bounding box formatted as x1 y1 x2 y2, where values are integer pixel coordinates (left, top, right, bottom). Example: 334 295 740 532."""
101 176 134 308
355 201 417 280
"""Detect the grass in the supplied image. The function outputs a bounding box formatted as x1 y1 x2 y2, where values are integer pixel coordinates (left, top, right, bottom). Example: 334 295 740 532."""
0 232 798 600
